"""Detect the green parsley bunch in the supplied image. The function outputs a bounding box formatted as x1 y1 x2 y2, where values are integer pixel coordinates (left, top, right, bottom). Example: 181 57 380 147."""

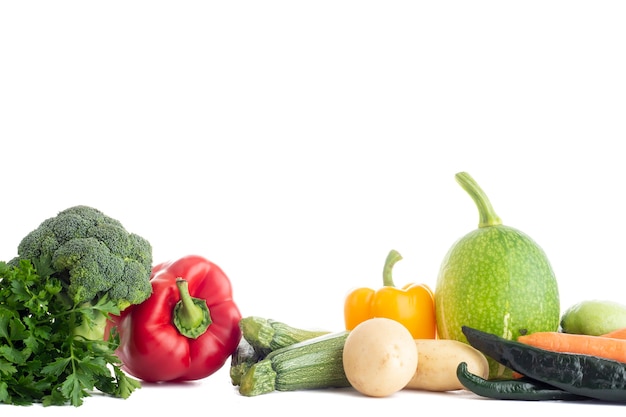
0 259 140 406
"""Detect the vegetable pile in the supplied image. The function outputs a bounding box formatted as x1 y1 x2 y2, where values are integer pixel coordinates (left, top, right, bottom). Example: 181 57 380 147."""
5 172 626 407
229 315 489 398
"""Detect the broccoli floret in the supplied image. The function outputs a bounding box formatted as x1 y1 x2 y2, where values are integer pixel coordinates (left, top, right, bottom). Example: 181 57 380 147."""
10 205 153 322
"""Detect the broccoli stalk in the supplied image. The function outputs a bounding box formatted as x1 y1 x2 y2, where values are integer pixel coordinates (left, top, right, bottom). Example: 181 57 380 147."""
73 301 115 341
10 205 154 341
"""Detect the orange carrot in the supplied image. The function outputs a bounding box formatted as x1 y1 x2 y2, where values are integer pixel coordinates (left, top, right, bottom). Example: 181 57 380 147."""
517 331 626 364
601 327 626 339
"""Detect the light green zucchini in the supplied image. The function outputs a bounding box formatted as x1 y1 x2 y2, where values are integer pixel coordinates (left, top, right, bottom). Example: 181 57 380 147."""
238 331 350 396
239 316 330 356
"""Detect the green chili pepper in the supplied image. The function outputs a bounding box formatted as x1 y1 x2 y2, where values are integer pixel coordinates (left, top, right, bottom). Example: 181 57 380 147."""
456 362 587 401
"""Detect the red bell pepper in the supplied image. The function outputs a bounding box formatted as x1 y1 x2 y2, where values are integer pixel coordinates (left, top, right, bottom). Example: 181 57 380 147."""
113 255 242 382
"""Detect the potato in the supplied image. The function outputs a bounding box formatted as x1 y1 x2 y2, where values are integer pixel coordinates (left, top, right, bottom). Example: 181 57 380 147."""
342 317 418 397
405 339 489 391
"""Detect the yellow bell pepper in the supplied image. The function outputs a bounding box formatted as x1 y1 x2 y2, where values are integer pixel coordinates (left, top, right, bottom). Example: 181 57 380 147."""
344 249 436 339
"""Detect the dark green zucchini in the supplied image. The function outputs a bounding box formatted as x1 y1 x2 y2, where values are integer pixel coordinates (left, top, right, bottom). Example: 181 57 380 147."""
462 325 626 402
456 362 588 401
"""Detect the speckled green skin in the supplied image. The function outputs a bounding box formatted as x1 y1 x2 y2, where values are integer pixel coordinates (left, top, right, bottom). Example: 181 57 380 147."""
435 224 560 379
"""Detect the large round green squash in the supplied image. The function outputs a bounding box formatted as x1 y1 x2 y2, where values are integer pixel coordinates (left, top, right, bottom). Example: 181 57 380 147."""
435 172 560 379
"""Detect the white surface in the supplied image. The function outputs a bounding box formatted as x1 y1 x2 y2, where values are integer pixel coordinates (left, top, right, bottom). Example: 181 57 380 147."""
2 0 626 414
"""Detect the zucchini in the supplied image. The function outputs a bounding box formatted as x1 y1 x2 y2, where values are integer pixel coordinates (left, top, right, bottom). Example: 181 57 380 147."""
462 325 626 402
230 316 332 388
239 316 330 356
230 337 263 386
238 331 351 396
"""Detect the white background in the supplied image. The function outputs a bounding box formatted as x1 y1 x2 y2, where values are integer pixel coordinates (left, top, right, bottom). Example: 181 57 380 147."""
2 1 626 415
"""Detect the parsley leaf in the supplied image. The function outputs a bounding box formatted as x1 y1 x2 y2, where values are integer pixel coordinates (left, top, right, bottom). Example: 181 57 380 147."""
0 260 141 406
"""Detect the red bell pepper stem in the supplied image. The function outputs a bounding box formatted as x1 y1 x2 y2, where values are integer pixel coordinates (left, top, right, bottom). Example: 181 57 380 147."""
382 249 402 287
173 278 212 339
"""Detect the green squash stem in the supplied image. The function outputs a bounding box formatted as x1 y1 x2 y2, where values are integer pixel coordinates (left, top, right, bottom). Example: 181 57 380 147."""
173 278 212 339
455 172 502 228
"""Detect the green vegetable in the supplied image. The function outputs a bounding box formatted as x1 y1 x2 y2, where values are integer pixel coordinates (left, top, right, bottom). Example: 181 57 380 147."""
9 205 153 341
456 362 587 401
238 331 351 396
230 337 263 386
0 259 141 406
435 172 560 379
560 300 626 336
239 316 330 356
462 325 626 403
231 316 331 386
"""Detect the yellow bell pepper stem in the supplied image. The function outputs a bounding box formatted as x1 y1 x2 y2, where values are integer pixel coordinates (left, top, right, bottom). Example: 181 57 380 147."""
344 249 436 339
382 249 403 287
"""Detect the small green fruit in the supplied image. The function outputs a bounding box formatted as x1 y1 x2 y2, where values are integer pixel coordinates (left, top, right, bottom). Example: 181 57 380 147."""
561 300 626 336
435 172 560 379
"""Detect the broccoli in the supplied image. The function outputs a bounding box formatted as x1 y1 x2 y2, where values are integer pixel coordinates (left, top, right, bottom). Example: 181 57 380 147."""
10 205 153 340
